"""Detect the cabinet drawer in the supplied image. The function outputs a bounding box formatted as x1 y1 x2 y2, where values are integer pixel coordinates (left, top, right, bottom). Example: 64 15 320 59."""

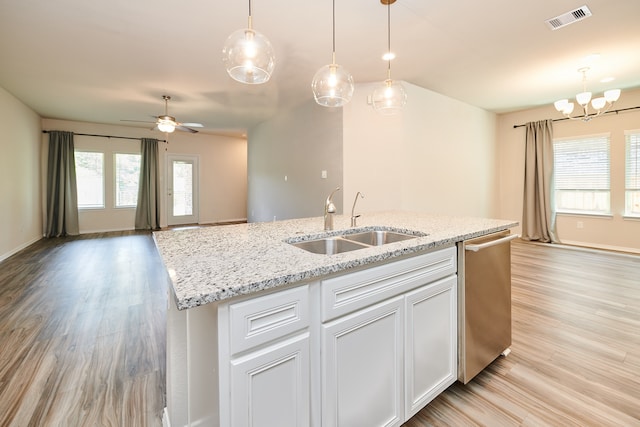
321 247 456 322
229 285 310 355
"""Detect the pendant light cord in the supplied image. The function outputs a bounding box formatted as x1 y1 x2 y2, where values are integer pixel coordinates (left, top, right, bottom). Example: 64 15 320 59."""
248 0 253 29
331 0 336 64
387 2 391 78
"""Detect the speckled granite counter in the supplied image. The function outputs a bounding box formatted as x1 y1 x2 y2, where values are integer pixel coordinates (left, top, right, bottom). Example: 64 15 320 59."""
153 212 518 310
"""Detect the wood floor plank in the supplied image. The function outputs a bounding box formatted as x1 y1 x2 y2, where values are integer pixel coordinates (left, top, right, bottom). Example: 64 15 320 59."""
1 233 639 426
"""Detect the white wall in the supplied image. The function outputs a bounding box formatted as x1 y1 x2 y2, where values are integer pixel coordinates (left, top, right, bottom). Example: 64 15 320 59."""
343 81 499 218
0 87 42 262
248 100 343 222
42 119 247 233
497 87 640 253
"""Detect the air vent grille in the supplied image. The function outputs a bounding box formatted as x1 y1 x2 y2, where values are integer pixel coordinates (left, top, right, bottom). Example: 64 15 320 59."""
545 5 592 30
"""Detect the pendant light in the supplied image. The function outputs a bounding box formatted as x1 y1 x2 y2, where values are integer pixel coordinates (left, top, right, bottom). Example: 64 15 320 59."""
311 0 354 107
222 0 275 84
371 0 406 115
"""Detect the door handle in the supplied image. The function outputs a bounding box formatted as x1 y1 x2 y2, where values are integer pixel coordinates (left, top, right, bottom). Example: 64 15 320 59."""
465 234 519 252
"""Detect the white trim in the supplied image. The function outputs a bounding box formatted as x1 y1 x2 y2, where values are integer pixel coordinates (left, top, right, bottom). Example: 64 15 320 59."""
162 407 170 427
0 235 42 263
543 239 640 256
78 226 136 234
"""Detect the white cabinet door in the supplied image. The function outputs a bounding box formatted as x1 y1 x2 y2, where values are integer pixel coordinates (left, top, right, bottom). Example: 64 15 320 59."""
404 275 457 418
230 333 310 427
322 296 404 427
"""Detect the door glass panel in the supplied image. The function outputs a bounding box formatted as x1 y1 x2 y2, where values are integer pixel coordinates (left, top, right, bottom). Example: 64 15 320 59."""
172 161 193 216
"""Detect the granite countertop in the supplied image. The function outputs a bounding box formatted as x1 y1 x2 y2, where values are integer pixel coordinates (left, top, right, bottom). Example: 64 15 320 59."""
153 211 518 310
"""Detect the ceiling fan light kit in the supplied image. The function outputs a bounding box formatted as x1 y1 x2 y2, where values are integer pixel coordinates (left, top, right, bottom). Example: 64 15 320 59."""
311 0 355 107
371 0 406 115
222 0 275 84
554 67 621 122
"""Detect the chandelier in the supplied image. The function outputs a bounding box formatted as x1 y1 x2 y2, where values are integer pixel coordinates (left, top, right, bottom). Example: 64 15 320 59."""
554 67 620 122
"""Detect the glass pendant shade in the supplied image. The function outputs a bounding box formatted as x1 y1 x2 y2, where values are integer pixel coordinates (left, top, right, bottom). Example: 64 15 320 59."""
575 91 592 106
312 63 355 107
222 28 275 84
372 79 407 115
604 89 621 102
591 97 607 110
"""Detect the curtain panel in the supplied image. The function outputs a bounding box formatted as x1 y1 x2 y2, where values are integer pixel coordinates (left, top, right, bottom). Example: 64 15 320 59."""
45 131 79 237
522 119 558 243
135 138 160 230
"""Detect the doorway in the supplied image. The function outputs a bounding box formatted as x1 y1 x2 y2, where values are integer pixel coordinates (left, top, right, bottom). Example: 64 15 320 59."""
167 155 199 226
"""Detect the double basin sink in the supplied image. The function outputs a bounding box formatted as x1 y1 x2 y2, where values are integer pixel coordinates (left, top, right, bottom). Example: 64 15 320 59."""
287 228 427 255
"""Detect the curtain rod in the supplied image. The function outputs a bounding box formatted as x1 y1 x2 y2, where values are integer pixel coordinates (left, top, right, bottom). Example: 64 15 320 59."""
512 105 640 128
42 130 167 143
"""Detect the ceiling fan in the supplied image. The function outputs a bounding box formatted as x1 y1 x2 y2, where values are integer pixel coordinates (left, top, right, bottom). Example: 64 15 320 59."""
122 95 203 133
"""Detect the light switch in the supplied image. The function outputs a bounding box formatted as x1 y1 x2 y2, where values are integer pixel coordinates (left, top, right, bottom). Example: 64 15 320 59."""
321 170 327 179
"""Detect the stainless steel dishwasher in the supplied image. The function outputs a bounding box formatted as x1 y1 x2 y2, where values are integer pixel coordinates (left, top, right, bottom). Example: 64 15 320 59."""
457 230 518 384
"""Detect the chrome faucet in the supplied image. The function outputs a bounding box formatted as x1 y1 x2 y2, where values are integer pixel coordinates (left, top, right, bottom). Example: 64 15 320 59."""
324 187 341 231
351 192 364 227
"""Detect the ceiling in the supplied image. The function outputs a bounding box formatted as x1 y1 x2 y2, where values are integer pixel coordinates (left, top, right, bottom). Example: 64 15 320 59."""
1 0 639 137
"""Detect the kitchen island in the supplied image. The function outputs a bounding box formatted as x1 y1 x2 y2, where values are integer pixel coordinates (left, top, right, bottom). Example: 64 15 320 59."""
154 212 517 427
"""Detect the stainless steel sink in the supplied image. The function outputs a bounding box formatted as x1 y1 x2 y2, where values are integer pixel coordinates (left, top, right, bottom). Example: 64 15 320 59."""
287 227 426 255
342 230 418 246
290 237 369 255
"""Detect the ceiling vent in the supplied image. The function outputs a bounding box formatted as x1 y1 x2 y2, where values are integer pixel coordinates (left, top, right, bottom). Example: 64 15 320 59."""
545 5 592 30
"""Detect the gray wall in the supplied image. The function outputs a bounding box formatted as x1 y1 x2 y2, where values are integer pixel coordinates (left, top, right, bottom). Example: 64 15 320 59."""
248 100 343 223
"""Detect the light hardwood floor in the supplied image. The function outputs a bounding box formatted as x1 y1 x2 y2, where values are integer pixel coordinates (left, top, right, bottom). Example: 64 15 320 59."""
1 234 639 426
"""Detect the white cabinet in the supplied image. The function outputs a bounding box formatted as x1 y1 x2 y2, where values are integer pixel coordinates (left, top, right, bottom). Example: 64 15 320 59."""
230 333 310 427
219 285 311 427
405 275 457 418
320 247 457 427
322 296 404 427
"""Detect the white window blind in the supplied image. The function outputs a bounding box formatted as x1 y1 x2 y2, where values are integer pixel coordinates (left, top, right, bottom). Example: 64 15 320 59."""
553 134 610 214
115 153 141 208
626 131 640 216
75 151 104 209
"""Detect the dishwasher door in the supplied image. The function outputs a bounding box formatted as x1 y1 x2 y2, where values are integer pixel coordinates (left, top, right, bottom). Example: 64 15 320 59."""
458 230 517 384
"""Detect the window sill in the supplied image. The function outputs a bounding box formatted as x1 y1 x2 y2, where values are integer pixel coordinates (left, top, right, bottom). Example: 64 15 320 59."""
623 215 640 221
555 211 613 219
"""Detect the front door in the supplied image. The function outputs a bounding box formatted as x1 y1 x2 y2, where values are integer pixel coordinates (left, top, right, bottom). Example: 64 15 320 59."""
167 155 199 226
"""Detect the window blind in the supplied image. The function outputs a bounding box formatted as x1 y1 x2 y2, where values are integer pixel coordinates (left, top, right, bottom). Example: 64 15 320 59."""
553 134 610 214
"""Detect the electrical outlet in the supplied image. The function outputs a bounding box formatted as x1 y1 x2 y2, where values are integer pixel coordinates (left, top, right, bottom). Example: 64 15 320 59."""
577 221 584 229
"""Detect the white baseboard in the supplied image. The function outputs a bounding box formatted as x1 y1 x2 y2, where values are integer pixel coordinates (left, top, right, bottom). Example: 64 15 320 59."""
79 226 136 234
0 235 42 263
162 407 170 427
529 239 640 257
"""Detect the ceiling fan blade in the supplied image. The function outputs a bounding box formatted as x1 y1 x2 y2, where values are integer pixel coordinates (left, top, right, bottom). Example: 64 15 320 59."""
121 119 156 124
176 125 199 133
180 122 204 128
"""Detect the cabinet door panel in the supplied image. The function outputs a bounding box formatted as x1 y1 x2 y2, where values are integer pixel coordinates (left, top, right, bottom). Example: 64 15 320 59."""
405 276 457 418
322 297 404 427
230 333 310 427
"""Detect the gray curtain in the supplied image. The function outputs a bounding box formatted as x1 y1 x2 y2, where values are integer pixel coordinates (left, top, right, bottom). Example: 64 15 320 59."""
522 119 558 243
45 131 79 237
135 138 160 230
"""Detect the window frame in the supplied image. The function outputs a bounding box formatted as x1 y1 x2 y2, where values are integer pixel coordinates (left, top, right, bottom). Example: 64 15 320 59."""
624 130 640 218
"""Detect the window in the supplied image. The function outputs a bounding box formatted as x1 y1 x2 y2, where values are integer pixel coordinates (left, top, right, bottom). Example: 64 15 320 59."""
115 153 141 208
75 151 104 209
626 131 640 217
553 134 610 215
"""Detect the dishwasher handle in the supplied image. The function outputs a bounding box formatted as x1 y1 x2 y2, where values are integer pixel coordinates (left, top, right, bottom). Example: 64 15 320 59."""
465 233 520 252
